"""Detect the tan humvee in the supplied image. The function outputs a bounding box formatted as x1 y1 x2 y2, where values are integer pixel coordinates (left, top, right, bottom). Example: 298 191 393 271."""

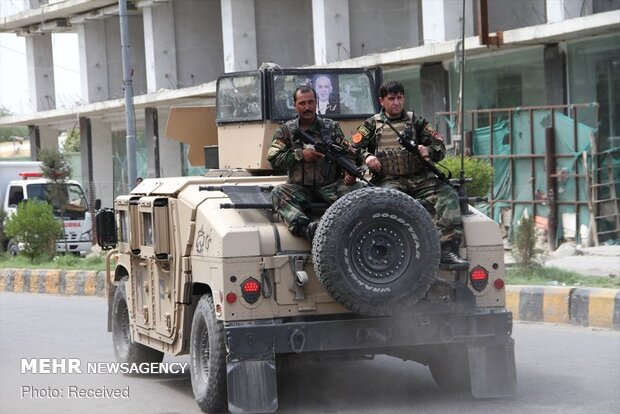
97 66 516 414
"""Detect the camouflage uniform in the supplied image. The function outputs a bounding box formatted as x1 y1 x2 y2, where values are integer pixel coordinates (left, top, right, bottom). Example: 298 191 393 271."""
268 116 365 236
349 109 463 245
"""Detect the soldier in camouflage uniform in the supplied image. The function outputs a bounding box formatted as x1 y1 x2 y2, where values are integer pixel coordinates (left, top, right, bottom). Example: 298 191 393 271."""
348 80 468 270
268 85 365 240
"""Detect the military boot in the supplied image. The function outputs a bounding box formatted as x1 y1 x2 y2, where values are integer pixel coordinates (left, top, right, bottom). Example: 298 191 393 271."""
302 221 318 242
440 240 469 271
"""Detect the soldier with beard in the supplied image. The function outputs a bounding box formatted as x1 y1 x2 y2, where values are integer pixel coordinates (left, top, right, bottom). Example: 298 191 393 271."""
268 85 364 241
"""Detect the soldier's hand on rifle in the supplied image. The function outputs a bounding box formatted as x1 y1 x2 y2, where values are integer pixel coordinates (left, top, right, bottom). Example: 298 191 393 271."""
302 148 324 163
365 155 382 172
418 145 431 161
343 172 357 186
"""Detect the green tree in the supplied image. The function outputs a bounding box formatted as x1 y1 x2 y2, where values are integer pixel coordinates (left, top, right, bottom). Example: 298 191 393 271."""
62 128 81 153
39 148 73 253
513 214 541 268
0 209 6 252
4 200 63 261
440 155 493 197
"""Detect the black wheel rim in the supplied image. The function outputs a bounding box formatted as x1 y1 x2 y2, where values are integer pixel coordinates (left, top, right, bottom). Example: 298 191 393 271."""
349 218 414 284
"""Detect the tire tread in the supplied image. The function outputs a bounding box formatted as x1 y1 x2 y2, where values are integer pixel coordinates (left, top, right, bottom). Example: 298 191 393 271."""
312 187 440 316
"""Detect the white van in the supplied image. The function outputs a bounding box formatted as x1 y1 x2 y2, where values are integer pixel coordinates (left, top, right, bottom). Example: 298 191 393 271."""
2 171 93 254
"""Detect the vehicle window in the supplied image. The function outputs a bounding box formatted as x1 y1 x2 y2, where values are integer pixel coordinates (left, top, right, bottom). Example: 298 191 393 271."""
66 184 88 211
7 187 24 206
272 73 311 120
27 184 48 202
216 74 262 122
336 73 376 115
118 210 129 243
142 212 153 246
26 183 88 212
271 72 377 120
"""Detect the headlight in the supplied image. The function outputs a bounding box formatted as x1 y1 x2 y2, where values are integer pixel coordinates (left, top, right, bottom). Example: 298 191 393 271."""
80 230 91 241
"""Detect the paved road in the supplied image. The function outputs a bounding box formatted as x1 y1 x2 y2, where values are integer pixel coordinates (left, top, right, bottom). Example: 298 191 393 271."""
1 292 618 414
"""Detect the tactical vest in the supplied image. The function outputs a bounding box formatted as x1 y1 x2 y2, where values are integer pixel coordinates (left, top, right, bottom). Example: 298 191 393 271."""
284 118 341 187
374 111 425 176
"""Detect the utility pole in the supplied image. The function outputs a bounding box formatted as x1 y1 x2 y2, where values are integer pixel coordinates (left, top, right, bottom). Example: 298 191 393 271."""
457 0 469 214
458 0 466 166
119 0 137 190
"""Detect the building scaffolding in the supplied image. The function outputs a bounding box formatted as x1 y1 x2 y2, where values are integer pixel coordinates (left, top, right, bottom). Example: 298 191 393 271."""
436 103 619 248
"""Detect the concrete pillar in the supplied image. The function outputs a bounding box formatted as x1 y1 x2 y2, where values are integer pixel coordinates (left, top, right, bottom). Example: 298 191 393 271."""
79 117 97 207
128 15 147 96
349 1 421 58
544 44 566 105
38 125 58 151
419 63 449 136
546 0 592 22
76 21 110 103
173 0 224 86
104 16 147 99
312 0 350 64
143 2 177 92
90 120 114 208
145 107 160 178
28 124 58 159
421 0 474 44
28 125 39 161
25 34 56 111
221 0 257 72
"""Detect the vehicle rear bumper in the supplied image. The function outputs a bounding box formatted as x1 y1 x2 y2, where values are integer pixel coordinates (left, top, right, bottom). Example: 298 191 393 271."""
225 308 513 359
224 308 515 412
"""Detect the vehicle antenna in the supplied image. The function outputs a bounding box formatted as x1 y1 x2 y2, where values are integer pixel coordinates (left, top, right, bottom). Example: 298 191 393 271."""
457 0 468 213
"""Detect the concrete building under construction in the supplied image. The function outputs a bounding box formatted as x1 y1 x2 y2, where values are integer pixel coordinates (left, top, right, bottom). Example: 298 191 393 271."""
0 0 619 244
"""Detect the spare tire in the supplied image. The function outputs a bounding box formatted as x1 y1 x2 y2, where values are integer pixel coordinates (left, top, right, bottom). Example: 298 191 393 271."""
312 187 440 316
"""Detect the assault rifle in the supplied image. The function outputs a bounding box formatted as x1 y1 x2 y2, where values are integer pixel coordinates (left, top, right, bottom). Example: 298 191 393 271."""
383 120 451 185
296 129 372 186
384 120 488 207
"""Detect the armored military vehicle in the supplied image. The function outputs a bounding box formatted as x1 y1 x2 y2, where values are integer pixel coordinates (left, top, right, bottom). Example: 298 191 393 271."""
97 65 516 413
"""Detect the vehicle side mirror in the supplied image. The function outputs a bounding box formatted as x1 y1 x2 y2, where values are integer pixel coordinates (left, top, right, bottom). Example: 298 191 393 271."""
94 199 102 211
96 208 117 250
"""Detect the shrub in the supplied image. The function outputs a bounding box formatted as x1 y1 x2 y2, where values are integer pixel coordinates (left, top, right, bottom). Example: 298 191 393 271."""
0 209 6 252
440 155 493 197
4 200 63 261
512 214 541 267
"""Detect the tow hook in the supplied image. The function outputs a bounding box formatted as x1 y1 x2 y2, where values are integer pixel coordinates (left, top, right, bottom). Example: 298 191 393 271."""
440 322 454 342
289 329 306 353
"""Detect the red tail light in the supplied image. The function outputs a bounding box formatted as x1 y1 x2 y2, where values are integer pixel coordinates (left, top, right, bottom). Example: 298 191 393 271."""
241 277 261 304
494 278 505 290
225 292 237 304
470 266 489 292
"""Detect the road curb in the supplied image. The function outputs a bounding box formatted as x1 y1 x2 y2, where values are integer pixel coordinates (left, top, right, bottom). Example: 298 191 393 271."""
506 285 620 330
1 269 618 330
0 268 106 296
